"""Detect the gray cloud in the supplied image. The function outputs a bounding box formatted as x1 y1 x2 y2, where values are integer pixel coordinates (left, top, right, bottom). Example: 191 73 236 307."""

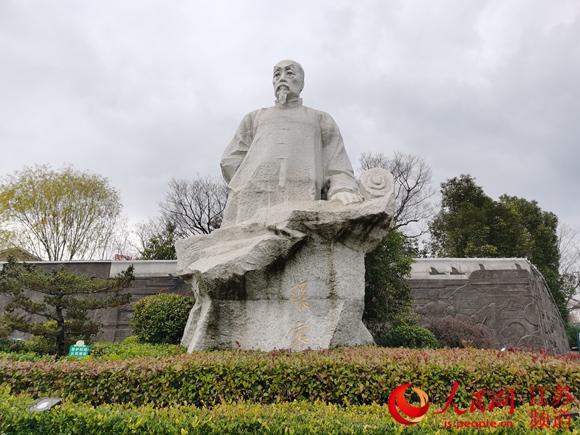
1 0 579 231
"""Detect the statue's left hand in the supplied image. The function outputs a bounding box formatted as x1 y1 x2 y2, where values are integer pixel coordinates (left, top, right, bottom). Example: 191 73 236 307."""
330 191 364 205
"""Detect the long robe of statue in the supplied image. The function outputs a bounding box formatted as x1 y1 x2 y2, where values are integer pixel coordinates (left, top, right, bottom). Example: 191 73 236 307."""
221 100 360 226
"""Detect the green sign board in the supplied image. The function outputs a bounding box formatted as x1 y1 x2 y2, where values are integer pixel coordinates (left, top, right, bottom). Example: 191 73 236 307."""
68 345 89 357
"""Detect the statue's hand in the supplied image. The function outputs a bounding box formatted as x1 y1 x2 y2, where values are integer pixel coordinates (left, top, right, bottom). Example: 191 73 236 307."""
330 191 364 205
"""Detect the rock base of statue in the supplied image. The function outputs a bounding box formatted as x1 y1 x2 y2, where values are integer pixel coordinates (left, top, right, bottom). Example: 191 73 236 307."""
176 168 395 351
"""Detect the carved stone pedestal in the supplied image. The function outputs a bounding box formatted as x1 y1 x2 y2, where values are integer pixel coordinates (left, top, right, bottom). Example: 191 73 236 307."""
176 169 394 352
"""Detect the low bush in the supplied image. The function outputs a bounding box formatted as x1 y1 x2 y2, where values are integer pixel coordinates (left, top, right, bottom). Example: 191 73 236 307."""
90 339 185 359
428 317 495 349
376 325 439 349
0 386 577 434
0 338 24 353
1 347 578 409
0 320 97 357
0 335 56 356
23 333 59 355
0 351 54 362
130 293 195 344
0 338 185 362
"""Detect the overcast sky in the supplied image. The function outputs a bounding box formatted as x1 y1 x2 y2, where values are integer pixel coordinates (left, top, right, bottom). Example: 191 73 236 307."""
1 1 579 233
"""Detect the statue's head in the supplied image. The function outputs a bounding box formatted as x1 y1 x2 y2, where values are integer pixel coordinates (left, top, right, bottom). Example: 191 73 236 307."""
273 60 304 104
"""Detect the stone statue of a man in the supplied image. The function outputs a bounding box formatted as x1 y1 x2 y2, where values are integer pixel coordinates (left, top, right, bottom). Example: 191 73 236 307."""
177 60 395 352
220 59 363 226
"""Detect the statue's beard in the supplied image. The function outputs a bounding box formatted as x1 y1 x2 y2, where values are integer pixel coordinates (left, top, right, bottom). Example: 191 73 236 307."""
276 87 288 105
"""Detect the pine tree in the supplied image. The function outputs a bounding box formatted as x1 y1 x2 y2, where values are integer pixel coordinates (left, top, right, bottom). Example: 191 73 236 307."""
0 258 134 355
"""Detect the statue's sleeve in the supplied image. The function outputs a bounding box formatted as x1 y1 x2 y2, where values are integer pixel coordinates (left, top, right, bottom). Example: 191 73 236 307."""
220 111 256 183
320 112 359 198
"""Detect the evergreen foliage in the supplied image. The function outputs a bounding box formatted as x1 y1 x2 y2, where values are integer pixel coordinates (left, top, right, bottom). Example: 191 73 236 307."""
139 222 177 260
1 389 568 435
130 293 195 344
0 317 11 339
363 230 415 336
1 347 578 408
89 338 185 359
0 258 134 356
375 325 439 349
428 174 567 322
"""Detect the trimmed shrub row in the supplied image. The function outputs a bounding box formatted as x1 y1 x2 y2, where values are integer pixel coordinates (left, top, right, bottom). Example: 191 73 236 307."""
1 387 576 434
1 347 579 409
0 337 186 362
89 339 186 360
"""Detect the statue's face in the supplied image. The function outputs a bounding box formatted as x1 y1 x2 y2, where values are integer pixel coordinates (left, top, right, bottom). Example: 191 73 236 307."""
273 60 303 102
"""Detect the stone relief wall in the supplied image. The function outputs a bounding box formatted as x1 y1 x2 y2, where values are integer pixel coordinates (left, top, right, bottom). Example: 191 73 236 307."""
409 258 569 353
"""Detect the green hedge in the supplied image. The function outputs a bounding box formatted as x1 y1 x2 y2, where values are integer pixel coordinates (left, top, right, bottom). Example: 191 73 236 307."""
130 293 195 344
0 337 185 362
89 339 186 360
1 347 579 410
375 326 440 349
1 387 577 434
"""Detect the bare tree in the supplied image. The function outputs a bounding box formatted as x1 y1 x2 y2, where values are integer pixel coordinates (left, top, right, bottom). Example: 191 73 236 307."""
105 215 140 260
359 151 437 237
133 218 164 253
159 176 228 238
157 153 433 241
559 223 580 322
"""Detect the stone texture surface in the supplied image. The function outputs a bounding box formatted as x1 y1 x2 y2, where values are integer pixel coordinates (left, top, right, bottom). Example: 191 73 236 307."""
220 60 363 228
409 258 570 353
176 170 395 352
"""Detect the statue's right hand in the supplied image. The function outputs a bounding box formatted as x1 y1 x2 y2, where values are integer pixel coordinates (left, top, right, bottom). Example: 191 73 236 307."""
330 191 364 206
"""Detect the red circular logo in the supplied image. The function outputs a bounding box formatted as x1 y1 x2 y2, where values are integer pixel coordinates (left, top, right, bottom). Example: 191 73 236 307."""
388 383 430 425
